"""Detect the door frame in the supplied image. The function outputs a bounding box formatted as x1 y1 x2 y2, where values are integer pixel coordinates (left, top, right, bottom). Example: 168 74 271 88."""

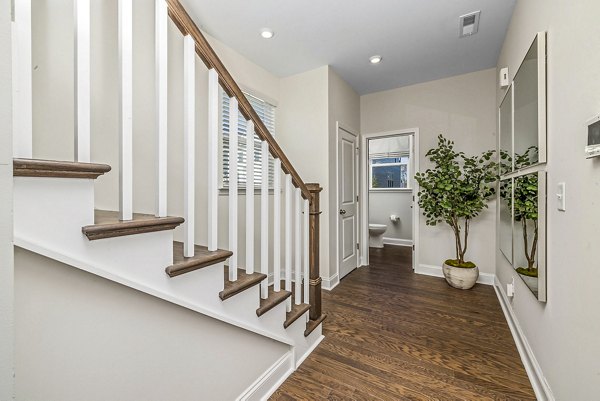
333 122 361 287
360 128 420 269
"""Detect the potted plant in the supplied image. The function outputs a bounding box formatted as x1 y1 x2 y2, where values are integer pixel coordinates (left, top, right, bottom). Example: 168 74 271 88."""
415 135 497 289
500 147 539 292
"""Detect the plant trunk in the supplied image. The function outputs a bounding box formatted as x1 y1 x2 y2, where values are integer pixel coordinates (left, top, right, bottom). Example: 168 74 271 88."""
461 219 470 264
450 216 461 264
529 220 539 271
522 219 536 271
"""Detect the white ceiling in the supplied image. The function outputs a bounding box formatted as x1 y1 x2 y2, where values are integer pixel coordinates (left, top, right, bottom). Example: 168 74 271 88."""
181 0 516 95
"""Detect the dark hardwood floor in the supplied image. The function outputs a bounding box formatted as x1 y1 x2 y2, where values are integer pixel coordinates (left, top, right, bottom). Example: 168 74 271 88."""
271 245 535 400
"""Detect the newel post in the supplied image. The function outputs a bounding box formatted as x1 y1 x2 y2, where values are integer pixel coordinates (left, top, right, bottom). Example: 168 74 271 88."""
306 183 323 321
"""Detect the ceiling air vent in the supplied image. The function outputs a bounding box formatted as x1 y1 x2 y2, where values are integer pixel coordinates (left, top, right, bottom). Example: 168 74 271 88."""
459 11 480 38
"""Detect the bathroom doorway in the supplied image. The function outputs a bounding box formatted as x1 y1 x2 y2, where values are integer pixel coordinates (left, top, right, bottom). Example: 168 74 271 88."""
360 129 420 269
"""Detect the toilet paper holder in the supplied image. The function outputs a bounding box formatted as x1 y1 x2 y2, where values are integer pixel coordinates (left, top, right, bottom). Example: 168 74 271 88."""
390 215 400 223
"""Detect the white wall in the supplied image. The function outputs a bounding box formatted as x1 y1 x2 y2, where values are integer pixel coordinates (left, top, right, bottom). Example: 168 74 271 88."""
368 192 412 241
277 66 330 277
31 0 74 161
0 0 14 398
327 68 361 281
361 69 497 274
15 248 289 401
496 1 600 398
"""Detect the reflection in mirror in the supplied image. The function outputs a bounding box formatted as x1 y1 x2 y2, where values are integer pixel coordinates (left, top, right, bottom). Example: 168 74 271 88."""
514 37 539 167
499 86 513 174
512 173 540 296
499 179 513 263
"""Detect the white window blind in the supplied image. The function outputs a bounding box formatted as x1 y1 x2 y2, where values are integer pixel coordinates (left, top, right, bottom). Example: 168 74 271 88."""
221 89 275 188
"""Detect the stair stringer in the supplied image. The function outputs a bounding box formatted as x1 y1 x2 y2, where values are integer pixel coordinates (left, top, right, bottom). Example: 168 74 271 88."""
14 176 323 361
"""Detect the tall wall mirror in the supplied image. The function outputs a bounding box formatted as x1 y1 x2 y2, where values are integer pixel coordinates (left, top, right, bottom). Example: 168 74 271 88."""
498 32 548 302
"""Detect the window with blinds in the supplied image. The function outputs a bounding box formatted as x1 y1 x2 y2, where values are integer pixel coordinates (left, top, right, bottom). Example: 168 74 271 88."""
221 89 276 189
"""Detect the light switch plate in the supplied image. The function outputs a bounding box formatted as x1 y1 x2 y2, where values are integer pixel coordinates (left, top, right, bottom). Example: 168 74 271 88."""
500 67 509 88
557 182 566 211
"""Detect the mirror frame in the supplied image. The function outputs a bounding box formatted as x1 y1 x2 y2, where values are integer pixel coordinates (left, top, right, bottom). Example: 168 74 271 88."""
537 172 547 302
536 32 547 165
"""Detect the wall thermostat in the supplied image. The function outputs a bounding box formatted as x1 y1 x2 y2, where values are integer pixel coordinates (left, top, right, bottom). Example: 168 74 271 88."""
499 67 509 88
586 114 600 158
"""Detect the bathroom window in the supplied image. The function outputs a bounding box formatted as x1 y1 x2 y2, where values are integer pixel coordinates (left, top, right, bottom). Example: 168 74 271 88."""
369 156 410 190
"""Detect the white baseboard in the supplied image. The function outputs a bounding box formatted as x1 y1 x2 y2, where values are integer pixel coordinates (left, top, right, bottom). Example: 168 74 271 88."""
383 237 413 247
237 351 294 401
493 277 554 401
295 334 324 369
322 274 339 291
415 264 495 286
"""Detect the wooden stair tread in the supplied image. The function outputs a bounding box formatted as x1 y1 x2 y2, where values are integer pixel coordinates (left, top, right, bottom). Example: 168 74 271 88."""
256 287 291 317
14 158 111 179
166 242 232 277
219 267 266 301
82 210 184 240
304 314 327 337
284 303 311 329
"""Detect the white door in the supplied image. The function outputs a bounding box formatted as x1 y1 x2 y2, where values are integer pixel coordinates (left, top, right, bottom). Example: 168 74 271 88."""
338 128 358 279
410 134 416 269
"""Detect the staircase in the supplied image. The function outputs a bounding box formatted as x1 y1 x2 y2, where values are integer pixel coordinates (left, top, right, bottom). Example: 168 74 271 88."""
11 0 325 399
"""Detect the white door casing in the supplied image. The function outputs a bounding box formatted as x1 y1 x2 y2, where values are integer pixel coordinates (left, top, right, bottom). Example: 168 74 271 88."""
360 129 420 270
338 128 358 279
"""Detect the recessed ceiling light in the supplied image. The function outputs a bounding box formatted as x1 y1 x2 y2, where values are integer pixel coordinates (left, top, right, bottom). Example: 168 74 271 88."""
369 55 382 64
260 29 274 39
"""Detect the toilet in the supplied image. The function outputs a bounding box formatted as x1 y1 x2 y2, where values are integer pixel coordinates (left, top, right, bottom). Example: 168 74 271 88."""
369 224 388 248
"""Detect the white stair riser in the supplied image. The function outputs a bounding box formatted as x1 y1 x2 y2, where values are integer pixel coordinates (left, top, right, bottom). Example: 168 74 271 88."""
14 177 172 273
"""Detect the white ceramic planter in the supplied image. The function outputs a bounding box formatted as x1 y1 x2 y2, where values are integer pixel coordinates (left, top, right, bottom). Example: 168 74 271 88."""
442 262 479 290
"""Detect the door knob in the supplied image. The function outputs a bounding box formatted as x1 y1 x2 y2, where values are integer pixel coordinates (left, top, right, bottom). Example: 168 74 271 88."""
339 209 346 215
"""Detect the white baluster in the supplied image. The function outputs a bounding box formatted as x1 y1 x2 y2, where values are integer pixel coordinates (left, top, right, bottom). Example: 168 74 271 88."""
207 69 219 251
294 188 301 305
118 0 133 221
12 0 32 158
183 35 195 257
273 159 281 292
260 141 269 299
303 198 309 304
228 97 239 281
74 0 90 162
284 174 292 311
245 121 255 275
155 0 168 217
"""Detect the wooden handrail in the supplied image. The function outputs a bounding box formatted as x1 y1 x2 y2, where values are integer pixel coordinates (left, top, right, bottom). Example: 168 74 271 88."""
166 0 311 201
